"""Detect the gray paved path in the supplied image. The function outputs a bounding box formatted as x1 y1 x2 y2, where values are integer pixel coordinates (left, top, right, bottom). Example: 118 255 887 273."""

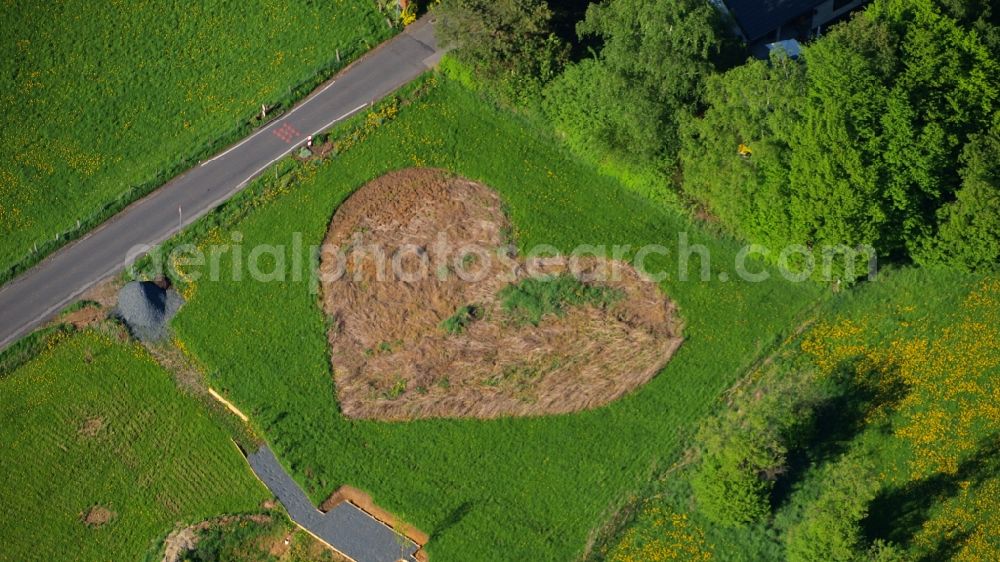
247 446 418 562
0 18 442 350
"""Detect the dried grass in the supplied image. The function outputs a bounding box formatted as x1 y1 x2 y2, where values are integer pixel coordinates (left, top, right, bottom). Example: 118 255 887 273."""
320 169 683 419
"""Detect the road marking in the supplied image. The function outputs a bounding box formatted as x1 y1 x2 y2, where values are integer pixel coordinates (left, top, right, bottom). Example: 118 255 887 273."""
201 118 282 166
201 80 338 167
315 103 367 135
319 79 337 94
237 103 370 188
279 79 337 121
272 123 301 143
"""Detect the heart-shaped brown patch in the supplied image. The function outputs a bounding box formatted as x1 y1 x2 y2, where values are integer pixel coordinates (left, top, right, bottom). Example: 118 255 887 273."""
319 169 683 420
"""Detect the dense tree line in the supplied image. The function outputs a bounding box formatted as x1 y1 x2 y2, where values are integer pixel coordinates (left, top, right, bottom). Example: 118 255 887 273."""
435 0 1000 276
543 0 729 168
682 0 1000 274
435 0 568 105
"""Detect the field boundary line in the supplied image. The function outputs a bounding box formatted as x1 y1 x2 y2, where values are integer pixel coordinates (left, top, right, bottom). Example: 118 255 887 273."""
208 387 250 422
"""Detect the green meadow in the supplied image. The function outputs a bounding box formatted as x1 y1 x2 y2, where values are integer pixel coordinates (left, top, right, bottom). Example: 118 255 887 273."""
0 0 392 281
606 267 1000 561
0 329 268 561
165 76 824 560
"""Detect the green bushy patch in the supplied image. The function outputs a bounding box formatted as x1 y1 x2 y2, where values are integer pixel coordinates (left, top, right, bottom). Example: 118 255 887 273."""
498 274 623 326
440 304 483 335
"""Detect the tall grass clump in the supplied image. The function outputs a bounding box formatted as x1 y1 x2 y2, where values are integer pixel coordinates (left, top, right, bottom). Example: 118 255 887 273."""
499 275 623 326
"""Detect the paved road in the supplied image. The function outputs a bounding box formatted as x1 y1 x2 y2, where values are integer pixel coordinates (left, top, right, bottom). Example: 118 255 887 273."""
0 19 442 350
247 446 419 562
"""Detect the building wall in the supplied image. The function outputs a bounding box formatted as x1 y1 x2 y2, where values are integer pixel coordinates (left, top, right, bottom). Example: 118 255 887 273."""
812 0 868 31
709 0 747 41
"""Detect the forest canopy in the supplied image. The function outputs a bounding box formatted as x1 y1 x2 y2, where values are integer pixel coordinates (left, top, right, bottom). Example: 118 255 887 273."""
437 0 1000 276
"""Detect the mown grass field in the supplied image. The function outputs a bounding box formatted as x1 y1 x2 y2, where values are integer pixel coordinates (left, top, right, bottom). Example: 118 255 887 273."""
0 0 392 280
608 267 1000 560
166 76 824 560
0 329 269 561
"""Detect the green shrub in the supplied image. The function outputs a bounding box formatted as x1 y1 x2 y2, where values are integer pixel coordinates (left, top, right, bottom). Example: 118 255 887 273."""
543 0 728 169
785 454 882 562
689 363 827 527
435 0 567 105
440 304 483 334
498 274 623 326
690 449 776 527
865 540 910 562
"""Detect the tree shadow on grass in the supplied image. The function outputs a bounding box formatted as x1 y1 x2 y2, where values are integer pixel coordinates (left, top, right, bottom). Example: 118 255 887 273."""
862 436 1000 560
771 361 901 509
547 1 599 60
433 501 473 537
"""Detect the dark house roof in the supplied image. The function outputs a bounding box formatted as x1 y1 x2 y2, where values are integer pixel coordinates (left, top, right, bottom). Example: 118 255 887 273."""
724 0 821 42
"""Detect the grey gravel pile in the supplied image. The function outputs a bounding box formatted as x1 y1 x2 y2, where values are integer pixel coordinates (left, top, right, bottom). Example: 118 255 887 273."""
115 281 184 341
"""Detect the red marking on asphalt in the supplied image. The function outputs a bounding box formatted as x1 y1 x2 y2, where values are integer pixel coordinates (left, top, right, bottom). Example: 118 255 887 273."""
272 123 301 144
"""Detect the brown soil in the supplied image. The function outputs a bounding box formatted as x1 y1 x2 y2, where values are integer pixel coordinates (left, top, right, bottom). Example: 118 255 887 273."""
61 305 105 329
319 168 683 420
78 416 104 437
54 275 120 330
320 485 429 547
81 505 114 528
80 275 121 308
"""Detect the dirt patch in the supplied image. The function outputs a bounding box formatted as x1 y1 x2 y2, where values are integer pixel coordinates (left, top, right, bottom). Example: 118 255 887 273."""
161 514 273 562
78 416 105 437
81 275 123 308
161 526 199 562
319 168 683 420
61 304 106 330
161 514 350 562
320 485 429 547
54 276 121 330
81 505 115 528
